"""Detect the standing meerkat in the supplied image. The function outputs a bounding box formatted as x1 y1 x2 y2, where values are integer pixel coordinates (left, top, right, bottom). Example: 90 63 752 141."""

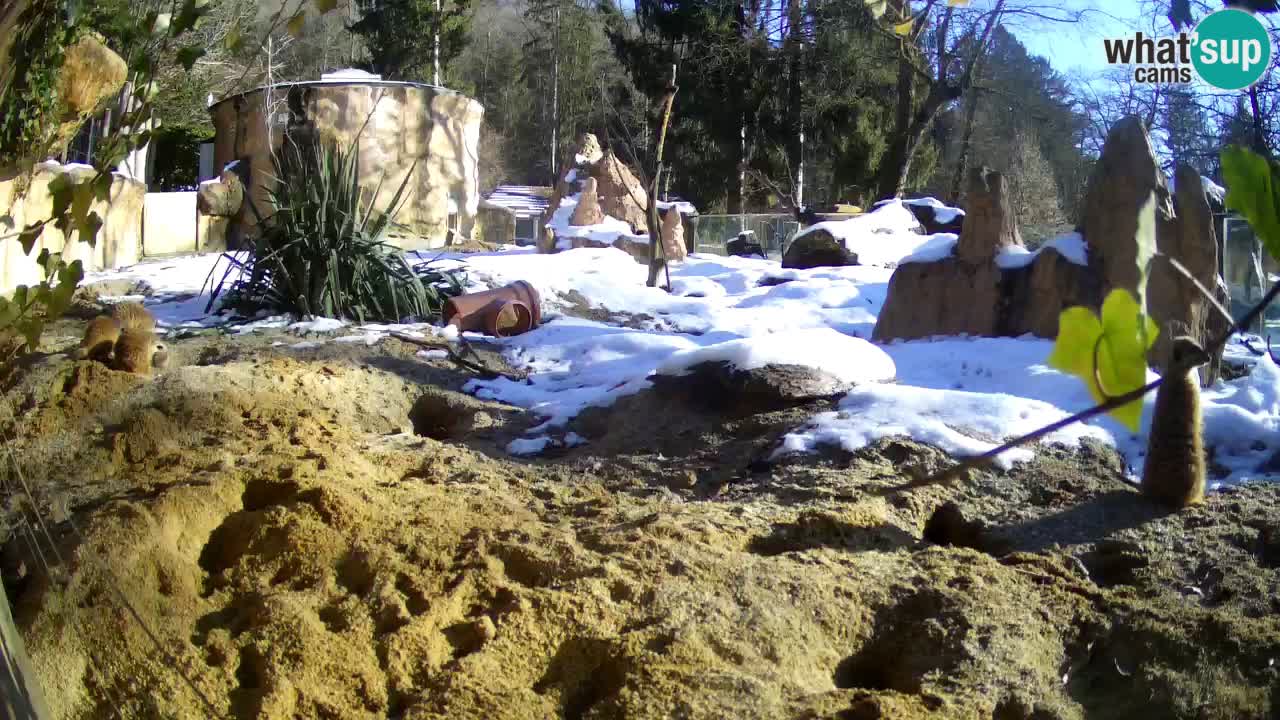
112 329 168 375
110 301 156 332
1141 336 1211 509
71 316 122 362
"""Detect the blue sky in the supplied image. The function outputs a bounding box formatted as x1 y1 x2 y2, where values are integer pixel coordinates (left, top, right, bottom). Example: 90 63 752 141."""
1014 0 1148 77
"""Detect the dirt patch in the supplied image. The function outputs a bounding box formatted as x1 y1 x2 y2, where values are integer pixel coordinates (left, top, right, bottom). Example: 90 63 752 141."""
2 329 1280 719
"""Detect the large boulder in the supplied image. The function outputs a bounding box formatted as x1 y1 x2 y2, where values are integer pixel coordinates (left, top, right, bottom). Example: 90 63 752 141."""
1144 164 1227 383
872 259 1004 341
872 167 1022 342
956 168 1021 262
727 233 765 258
650 361 852 414
593 151 649 233
904 199 965 235
782 229 856 269
196 168 246 217
569 177 605 226
1080 116 1176 296
660 206 688 262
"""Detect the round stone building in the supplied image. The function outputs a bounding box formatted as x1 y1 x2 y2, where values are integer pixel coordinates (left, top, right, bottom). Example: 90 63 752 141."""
208 70 483 249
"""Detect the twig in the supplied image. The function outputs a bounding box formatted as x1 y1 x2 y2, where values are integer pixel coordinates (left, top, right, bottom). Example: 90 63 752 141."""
389 331 527 382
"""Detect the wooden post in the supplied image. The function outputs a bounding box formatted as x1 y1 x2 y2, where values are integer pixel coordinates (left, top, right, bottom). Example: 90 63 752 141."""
0 581 51 719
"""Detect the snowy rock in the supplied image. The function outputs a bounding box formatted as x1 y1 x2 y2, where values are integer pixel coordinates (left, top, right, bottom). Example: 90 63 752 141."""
569 177 605 226
902 197 965 235
661 206 688 262
651 361 855 413
594 151 649 233
727 233 765 258
956 167 1022 263
782 229 857 269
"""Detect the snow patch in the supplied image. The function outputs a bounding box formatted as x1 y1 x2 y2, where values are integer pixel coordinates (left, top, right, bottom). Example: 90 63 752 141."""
792 200 938 267
899 234 958 265
901 196 965 224
655 328 896 385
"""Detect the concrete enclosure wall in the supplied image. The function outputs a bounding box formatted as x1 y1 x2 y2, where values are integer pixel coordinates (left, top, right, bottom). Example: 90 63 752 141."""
1 163 144 295
210 82 484 250
144 191 197 256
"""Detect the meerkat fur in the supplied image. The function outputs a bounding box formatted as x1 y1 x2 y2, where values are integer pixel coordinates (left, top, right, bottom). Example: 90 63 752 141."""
112 329 166 375
1140 336 1211 509
72 316 122 362
110 301 156 332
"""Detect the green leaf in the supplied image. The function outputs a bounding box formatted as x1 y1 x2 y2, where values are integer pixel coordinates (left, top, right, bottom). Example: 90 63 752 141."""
1134 192 1157 314
1048 289 1158 432
287 10 307 37
19 223 44 255
177 45 206 71
314 0 339 12
92 171 113 202
863 0 888 19
20 318 43 352
1221 145 1280 263
48 173 75 219
224 25 245 53
78 212 103 246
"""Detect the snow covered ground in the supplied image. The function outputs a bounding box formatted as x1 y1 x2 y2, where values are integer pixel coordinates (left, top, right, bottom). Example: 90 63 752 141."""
76 202 1280 486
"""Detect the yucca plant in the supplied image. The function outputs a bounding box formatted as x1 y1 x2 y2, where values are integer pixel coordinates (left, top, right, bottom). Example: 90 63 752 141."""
206 137 465 323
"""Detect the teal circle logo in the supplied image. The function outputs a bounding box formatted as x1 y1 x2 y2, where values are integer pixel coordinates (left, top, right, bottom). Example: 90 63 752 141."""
1192 9 1271 90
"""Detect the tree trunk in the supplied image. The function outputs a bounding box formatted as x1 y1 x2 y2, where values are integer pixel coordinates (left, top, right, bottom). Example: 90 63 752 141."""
949 88 982 204
785 0 804 206
648 64 678 288
875 48 918 200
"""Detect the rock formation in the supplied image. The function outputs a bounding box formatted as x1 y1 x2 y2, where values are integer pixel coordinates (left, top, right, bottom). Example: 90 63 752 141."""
569 177 605 226
872 168 1017 341
539 134 695 265
903 200 965 235
781 229 857 270
650 361 853 414
661 206 688 262
873 116 1228 386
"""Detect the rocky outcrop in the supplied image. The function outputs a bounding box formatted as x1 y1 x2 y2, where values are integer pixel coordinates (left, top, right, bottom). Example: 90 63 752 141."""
595 152 649 232
782 230 856 270
905 200 964 235
956 169 1020 262
873 168 1019 342
1080 116 1176 297
661 206 688 262
196 168 246 217
569 177 605 226
1145 164 1227 384
874 117 1231 381
568 235 651 265
539 134 696 265
650 361 852 414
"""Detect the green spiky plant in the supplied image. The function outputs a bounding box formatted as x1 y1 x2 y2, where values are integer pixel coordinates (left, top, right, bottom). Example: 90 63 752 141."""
206 137 466 323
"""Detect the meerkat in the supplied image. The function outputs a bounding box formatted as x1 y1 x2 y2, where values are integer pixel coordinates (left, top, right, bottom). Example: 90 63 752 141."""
71 316 122 362
112 329 168 375
1140 336 1211 509
110 301 156 332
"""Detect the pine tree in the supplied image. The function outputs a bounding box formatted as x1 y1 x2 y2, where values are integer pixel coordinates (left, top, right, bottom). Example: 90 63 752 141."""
351 0 473 83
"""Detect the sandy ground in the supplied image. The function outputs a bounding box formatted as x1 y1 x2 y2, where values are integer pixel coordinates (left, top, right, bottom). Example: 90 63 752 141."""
2 305 1280 719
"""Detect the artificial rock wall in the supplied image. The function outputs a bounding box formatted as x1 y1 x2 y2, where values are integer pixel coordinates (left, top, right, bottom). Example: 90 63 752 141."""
210 82 484 249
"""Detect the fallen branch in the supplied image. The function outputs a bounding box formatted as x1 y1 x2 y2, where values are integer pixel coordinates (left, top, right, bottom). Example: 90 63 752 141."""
389 331 527 382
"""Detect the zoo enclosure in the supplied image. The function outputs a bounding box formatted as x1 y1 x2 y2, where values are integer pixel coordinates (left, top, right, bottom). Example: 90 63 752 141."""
690 214 801 258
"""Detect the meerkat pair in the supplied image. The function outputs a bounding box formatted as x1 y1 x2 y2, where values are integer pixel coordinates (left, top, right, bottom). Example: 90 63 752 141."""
71 302 169 375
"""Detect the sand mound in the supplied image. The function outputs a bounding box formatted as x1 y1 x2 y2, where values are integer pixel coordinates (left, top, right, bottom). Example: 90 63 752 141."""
2 333 1280 719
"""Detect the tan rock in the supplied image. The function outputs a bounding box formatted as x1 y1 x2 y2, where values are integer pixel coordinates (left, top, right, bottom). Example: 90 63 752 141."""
576 133 604 165
1000 247 1102 338
196 169 246 217
593 151 649 233
956 167 1022 263
1146 164 1226 383
1080 116 1175 296
569 177 605 226
871 258 1003 342
660 208 688 263
568 234 651 265
782 229 856 270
